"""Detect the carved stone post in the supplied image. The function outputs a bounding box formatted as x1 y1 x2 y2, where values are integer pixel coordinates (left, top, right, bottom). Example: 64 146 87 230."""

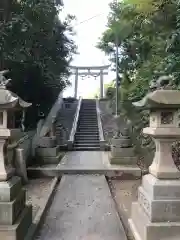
129 78 180 240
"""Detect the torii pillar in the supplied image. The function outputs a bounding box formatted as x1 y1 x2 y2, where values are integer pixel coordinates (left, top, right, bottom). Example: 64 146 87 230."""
74 68 78 99
100 70 104 99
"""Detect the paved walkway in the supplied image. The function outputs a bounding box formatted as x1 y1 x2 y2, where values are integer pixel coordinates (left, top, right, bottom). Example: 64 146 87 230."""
36 152 127 240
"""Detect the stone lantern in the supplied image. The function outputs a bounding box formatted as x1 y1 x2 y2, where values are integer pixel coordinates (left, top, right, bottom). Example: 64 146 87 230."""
0 71 32 239
129 76 180 240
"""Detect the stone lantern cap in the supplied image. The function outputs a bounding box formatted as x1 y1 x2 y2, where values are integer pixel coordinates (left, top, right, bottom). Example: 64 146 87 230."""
133 89 180 110
0 69 31 110
0 88 32 110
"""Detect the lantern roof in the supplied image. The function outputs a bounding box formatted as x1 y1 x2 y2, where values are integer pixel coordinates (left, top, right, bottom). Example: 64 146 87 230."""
133 90 180 109
0 70 32 109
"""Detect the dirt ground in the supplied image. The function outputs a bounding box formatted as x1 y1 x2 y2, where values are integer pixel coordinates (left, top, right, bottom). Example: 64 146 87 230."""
25 178 54 218
109 179 141 240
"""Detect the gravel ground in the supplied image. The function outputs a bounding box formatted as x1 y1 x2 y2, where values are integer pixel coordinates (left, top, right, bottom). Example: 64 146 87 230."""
109 179 141 240
25 178 54 218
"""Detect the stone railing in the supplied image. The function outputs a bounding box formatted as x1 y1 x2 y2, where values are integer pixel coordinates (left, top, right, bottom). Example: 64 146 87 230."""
39 92 64 138
32 92 64 152
96 99 106 150
67 97 82 150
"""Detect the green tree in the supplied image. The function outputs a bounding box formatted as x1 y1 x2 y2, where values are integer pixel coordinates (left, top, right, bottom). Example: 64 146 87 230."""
0 0 76 128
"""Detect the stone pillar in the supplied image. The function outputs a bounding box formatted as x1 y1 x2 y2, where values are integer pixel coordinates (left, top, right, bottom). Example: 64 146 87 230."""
129 89 180 240
100 70 104 99
74 68 78 99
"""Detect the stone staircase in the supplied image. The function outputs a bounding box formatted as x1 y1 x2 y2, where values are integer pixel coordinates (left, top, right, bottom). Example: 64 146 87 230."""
74 99 100 151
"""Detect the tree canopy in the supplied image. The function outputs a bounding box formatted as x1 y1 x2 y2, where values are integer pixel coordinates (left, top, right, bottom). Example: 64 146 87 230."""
97 0 179 102
0 0 76 128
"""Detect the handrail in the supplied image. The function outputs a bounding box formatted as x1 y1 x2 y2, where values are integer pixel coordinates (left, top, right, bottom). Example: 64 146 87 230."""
96 99 106 149
68 97 82 148
39 92 64 138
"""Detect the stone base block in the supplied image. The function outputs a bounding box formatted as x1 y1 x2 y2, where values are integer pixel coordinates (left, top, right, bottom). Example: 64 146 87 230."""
36 146 59 158
0 190 25 225
0 177 21 202
138 185 180 222
111 137 132 148
0 205 32 240
142 174 180 200
38 152 64 164
38 136 57 148
129 202 180 240
110 147 135 158
109 156 137 165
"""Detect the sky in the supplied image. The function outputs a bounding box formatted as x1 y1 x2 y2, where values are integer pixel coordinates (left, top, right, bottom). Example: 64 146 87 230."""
61 0 115 98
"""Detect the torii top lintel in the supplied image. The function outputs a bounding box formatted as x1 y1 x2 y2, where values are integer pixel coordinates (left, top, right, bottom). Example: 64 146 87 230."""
70 65 110 70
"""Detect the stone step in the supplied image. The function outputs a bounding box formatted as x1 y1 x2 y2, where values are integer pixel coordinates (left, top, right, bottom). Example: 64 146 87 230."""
75 131 99 134
79 120 97 123
78 124 98 126
75 142 100 146
76 131 99 134
73 146 101 151
78 120 97 122
80 108 96 110
75 135 99 139
75 135 99 138
74 143 100 147
77 127 98 130
79 116 97 119
78 126 98 129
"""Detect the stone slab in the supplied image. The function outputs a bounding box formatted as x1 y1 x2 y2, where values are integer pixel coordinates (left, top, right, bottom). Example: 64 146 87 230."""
110 147 135 158
129 202 180 240
138 186 180 222
27 151 141 179
38 152 64 164
0 190 25 225
110 156 137 165
0 205 32 240
58 151 105 169
142 174 180 200
0 176 21 202
36 175 127 240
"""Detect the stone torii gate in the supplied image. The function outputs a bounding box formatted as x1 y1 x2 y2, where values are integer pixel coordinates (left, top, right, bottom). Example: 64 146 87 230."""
70 65 110 99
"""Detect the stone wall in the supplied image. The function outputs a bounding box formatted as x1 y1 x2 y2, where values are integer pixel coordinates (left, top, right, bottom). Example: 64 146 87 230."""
99 99 154 168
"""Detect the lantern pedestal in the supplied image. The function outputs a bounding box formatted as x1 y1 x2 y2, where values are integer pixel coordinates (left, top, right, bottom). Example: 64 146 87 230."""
0 176 32 240
129 174 180 240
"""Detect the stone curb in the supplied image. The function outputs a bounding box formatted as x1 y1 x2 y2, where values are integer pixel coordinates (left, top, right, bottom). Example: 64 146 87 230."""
25 177 59 240
107 178 129 239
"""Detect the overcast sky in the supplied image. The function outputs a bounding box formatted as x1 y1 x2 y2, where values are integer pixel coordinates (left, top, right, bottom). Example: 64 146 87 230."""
62 0 115 98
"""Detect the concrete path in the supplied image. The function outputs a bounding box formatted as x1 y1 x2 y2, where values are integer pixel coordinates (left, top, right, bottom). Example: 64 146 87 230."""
36 175 127 240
